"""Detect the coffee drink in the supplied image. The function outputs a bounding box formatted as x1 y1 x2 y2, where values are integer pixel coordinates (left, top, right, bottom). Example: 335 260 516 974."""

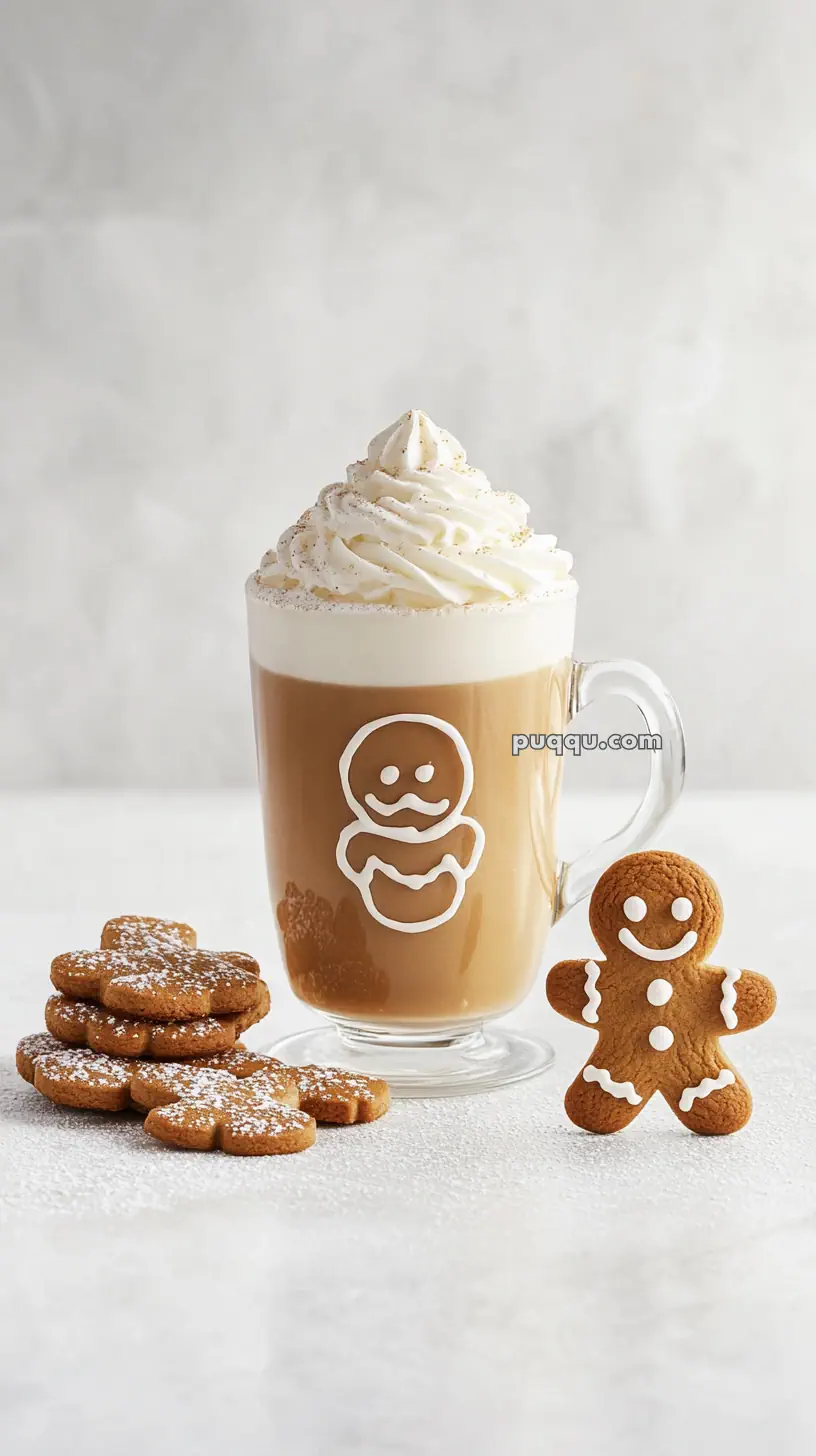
251 649 572 1027
247 409 576 1030
247 409 685 1092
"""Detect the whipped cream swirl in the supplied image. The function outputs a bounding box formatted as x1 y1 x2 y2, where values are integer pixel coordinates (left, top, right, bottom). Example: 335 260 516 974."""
258 410 574 609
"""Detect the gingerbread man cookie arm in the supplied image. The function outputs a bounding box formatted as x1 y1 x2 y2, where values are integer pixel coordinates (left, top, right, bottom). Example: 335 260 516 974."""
546 959 607 1026
703 966 777 1034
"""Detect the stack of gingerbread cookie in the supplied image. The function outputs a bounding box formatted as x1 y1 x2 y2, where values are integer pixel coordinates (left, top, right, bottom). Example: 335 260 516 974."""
17 914 389 1155
46 914 271 1059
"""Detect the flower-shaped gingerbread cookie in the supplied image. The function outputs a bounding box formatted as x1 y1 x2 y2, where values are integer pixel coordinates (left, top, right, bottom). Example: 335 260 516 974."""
130 1062 315 1155
16 1035 295 1113
17 1033 139 1111
44 985 270 1058
546 851 776 1135
51 920 262 1020
130 1055 389 1126
18 1036 390 1134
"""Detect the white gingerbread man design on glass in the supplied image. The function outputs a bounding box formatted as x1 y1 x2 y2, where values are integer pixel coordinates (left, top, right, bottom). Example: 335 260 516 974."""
335 713 485 934
546 850 776 1135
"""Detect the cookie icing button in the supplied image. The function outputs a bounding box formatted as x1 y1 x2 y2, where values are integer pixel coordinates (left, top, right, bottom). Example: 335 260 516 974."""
648 1025 674 1051
582 1065 642 1105
617 927 698 961
581 960 601 1024
720 968 741 1030
646 977 673 1006
679 1068 736 1112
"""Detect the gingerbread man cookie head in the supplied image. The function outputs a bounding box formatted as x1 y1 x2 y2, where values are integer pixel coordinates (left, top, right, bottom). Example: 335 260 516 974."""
339 713 472 834
589 851 723 966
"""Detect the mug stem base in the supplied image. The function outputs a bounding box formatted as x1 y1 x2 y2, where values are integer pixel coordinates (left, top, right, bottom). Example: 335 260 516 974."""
264 1021 555 1099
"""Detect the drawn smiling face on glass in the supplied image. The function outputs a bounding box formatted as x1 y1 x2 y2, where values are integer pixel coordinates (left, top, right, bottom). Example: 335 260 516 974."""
341 716 472 834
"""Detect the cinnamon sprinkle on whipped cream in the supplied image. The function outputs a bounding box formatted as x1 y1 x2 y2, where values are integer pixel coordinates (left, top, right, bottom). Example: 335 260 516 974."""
258 409 574 609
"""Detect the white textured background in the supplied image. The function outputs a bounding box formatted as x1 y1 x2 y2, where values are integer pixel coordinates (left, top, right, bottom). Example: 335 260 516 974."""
2 0 815 789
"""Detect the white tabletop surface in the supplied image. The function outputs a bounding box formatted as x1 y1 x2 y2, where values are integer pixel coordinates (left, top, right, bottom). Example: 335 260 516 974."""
1 790 814 1455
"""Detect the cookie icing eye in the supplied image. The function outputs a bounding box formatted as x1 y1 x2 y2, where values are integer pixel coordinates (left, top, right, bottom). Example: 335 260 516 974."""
415 764 434 783
379 765 399 786
671 897 693 921
623 895 647 922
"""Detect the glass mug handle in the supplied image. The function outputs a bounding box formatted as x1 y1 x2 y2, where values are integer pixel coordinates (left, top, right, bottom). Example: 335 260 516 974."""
554 659 686 921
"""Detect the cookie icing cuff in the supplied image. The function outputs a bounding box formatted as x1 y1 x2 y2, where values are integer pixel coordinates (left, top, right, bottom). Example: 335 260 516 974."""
582 1065 642 1105
678 1068 736 1112
581 960 601 1024
720 968 741 1030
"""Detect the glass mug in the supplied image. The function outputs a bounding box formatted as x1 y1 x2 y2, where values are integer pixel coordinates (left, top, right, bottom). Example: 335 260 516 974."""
246 579 684 1095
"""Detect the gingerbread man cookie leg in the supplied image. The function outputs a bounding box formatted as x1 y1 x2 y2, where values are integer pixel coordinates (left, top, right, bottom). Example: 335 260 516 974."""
663 1055 752 1137
564 1043 661 1134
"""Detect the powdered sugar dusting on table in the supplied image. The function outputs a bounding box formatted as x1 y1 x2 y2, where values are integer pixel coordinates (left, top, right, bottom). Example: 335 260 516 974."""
2 793 814 1452
1 1043 811 1237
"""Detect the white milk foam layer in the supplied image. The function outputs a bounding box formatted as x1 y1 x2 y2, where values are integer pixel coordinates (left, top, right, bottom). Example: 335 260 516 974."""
246 576 577 686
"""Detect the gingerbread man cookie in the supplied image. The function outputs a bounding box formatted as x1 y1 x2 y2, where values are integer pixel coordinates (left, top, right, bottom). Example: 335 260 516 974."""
546 851 776 1135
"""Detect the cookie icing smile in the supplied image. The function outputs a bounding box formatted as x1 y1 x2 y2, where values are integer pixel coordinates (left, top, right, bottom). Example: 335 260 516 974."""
617 927 698 961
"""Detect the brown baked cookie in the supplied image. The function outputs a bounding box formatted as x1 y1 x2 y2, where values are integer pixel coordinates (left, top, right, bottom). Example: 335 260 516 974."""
546 851 776 1136
146 1046 390 1124
133 1063 316 1155
50 945 261 1020
294 1065 390 1124
44 980 270 1058
100 915 197 952
16 1034 299 1120
129 1058 298 1113
17 1033 139 1111
131 1045 389 1124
